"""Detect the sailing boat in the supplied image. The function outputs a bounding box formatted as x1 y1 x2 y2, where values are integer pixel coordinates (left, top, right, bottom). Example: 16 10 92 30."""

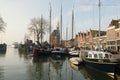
81 0 120 73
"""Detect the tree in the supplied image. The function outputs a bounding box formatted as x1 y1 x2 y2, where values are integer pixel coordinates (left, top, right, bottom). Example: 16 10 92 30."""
28 16 49 44
0 16 6 32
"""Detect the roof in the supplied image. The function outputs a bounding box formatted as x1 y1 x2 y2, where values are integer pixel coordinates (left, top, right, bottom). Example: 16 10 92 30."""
52 29 60 36
79 32 86 37
90 30 106 37
109 19 120 28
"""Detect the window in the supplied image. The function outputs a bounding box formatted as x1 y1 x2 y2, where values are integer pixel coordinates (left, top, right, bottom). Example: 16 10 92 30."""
99 54 103 58
88 54 92 58
117 40 120 45
110 55 112 58
105 54 109 58
94 54 97 58
116 33 119 37
107 41 115 45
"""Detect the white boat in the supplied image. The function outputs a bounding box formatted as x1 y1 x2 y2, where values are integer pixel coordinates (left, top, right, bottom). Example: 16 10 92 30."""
69 57 83 66
81 50 120 73
69 50 79 57
70 62 79 70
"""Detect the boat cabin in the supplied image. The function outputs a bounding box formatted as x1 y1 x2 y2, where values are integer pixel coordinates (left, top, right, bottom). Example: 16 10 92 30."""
87 51 112 59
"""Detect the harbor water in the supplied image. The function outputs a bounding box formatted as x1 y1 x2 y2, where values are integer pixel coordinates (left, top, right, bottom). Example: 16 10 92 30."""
0 46 117 80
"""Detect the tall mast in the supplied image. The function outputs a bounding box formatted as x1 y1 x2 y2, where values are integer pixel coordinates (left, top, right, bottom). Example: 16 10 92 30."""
49 2 52 44
60 4 62 44
66 27 68 41
98 0 101 51
72 7 74 39
66 26 68 46
41 14 43 43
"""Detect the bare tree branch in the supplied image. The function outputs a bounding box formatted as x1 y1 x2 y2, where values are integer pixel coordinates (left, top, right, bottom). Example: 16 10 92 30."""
28 17 49 43
0 16 6 32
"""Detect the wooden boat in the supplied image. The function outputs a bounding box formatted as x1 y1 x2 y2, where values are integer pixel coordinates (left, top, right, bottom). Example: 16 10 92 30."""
81 50 120 73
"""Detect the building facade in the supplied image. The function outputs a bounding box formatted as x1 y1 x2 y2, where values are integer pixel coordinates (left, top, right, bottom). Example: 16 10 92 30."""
76 29 106 50
78 32 86 48
107 19 120 52
75 19 120 52
50 22 60 47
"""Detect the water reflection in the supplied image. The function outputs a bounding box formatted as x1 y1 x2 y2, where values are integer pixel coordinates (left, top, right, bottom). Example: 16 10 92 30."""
23 54 117 80
0 66 4 80
0 51 6 80
83 66 115 80
0 51 6 57
18 49 32 59
31 56 85 80
32 56 64 80
70 62 118 80
1 47 118 80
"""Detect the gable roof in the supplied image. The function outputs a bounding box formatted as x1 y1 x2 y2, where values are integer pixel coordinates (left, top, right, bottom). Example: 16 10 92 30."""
52 29 59 36
90 30 106 37
109 19 120 28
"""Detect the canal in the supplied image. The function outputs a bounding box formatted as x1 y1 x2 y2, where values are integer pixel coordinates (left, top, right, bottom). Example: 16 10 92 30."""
0 46 117 80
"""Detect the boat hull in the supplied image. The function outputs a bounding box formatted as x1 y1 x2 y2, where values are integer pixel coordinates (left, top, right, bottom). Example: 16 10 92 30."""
37 50 51 56
84 59 119 73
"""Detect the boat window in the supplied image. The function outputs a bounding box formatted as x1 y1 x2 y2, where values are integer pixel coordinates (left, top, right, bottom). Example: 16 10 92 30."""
105 54 109 58
99 54 103 58
88 54 92 58
94 54 97 58
110 54 112 58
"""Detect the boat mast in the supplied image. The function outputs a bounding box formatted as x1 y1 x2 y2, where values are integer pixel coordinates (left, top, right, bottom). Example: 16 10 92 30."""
49 2 52 45
66 26 68 47
41 14 43 43
48 3 51 78
60 4 62 45
72 7 74 40
98 0 101 51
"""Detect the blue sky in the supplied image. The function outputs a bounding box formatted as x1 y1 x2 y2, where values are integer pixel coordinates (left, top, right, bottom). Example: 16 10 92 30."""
0 0 120 44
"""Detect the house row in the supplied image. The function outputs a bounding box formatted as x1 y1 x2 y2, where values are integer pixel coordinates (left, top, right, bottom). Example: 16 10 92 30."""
73 19 120 52
74 30 106 50
50 19 120 53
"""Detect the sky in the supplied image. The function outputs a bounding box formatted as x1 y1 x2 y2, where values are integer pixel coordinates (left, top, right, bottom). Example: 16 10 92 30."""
0 0 120 45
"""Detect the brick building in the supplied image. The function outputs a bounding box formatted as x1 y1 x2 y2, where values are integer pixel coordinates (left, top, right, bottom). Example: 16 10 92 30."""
78 32 86 48
69 19 120 52
76 29 106 50
107 19 120 52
